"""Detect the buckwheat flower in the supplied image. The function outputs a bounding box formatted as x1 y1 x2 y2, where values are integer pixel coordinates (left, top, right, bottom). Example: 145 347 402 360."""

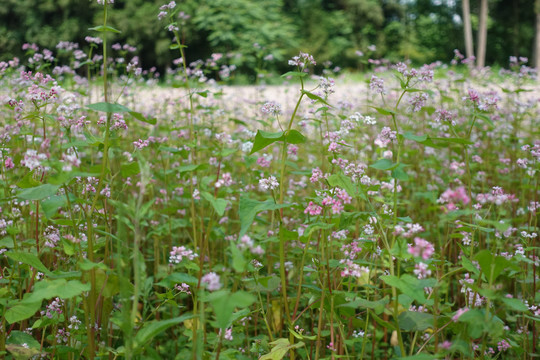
374 127 396 148
336 188 352 204
100 185 111 198
408 237 434 260
331 199 344 214
452 307 469 322
4 157 14 169
201 272 222 291
169 246 198 264
369 75 386 94
516 158 528 168
363 224 374 235
68 316 82 330
318 76 335 97
408 92 428 112
440 340 452 349
310 167 324 183
97 0 114 4
168 24 179 32
497 339 511 352
463 88 480 104
261 101 282 116
256 154 272 167
43 226 60 248
158 11 168 20
251 245 265 255
174 283 191 294
340 260 369 278
304 201 322 216
259 176 279 191
328 142 341 153
288 51 316 68
42 297 64 318
241 141 253 153
133 139 149 150
414 262 431 279
220 328 233 341
21 149 48 171
192 189 200 200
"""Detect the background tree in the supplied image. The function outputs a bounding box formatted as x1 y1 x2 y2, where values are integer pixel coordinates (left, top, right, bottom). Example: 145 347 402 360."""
462 0 475 61
476 0 488 67
0 0 538 79
534 0 540 68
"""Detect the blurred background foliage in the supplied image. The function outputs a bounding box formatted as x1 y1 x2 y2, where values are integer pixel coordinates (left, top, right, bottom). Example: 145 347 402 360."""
0 0 537 78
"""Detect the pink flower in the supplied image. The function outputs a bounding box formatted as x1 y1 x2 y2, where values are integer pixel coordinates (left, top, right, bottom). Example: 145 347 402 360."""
452 307 469 322
310 167 324 183
408 237 434 260
304 201 322 216
201 272 222 291
331 199 344 214
336 188 352 204
4 157 14 169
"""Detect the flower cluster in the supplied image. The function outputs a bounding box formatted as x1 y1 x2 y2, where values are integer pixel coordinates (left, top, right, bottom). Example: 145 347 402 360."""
169 246 198 264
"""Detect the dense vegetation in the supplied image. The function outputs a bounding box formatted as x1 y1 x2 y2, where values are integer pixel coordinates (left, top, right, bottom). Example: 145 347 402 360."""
0 1 539 360
0 0 538 80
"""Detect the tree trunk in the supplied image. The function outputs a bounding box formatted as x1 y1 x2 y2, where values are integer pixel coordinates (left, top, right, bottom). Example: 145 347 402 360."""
462 0 474 62
477 0 488 68
535 0 540 69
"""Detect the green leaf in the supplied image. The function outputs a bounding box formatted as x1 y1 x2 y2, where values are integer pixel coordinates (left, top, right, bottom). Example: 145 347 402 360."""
6 252 51 275
402 132 428 142
200 192 229 216
121 162 140 177
88 25 121 33
250 129 306 155
230 243 247 273
289 328 317 340
398 311 433 331
238 196 292 237
86 102 131 113
178 164 208 173
41 195 68 219
78 259 108 271
398 354 437 360
338 297 389 315
17 184 60 201
431 137 473 145
133 314 195 350
475 250 509 283
7 331 41 349
302 90 330 106
327 174 356 197
16 171 40 189
381 274 427 304
259 338 305 360
299 222 334 242
24 279 90 303
370 106 396 116
285 129 307 144
391 164 409 181
501 297 529 312
129 111 157 125
196 90 209 98
5 300 41 324
370 159 397 171
206 290 256 329
281 71 307 78
461 255 480 276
